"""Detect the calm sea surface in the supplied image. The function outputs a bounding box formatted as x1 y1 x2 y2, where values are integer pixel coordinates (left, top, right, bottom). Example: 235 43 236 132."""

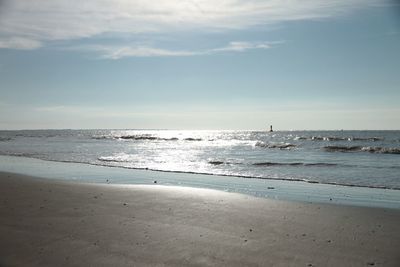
0 130 399 189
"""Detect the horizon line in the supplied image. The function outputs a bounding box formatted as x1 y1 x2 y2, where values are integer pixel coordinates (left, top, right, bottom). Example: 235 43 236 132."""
0 128 399 131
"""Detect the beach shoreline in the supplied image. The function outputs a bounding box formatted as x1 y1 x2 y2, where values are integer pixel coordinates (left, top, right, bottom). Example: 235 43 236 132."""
1 155 399 210
1 171 399 266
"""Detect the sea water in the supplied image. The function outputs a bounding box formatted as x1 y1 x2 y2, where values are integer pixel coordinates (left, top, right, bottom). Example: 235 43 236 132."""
0 130 399 189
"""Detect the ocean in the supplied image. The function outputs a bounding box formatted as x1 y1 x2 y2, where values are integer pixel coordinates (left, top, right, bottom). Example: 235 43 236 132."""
0 129 399 190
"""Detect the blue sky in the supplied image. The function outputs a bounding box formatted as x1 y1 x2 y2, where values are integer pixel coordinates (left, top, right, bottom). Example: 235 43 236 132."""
0 0 399 130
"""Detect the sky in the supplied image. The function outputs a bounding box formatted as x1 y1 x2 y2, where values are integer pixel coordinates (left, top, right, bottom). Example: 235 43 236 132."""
0 0 399 130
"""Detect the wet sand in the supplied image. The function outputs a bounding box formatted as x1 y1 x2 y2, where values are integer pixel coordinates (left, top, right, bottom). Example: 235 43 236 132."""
0 171 399 266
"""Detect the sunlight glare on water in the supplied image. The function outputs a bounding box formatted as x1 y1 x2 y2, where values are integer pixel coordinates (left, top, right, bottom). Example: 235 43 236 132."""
0 129 399 189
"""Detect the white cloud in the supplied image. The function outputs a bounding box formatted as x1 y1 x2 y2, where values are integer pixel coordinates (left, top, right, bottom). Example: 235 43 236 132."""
211 41 280 52
0 37 42 50
72 40 282 59
0 0 383 51
85 45 198 59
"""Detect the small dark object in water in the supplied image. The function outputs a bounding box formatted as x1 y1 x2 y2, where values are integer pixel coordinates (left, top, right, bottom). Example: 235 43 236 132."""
154 180 157 184
267 187 275 190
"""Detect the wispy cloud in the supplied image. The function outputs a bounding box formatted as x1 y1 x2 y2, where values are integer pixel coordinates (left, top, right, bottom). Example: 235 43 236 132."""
73 40 281 59
0 37 42 50
34 106 73 112
211 41 282 52
0 0 383 51
80 45 198 59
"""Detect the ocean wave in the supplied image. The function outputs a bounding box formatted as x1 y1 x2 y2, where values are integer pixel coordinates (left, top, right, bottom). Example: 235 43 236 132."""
92 135 114 140
93 134 179 141
93 134 197 142
294 136 308 140
361 147 400 154
13 133 63 138
0 137 12 142
2 152 42 158
208 160 225 165
324 146 400 154
2 153 399 190
312 136 348 141
120 135 154 140
324 146 362 152
252 162 338 167
98 154 132 162
308 136 383 142
255 141 296 149
351 137 383 141
184 138 202 141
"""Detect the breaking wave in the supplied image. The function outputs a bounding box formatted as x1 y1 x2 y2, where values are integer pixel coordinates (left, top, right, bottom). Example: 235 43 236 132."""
324 146 400 154
120 135 179 141
307 136 383 142
93 134 201 141
255 141 296 149
252 162 338 167
98 154 132 162
207 160 338 167
351 137 383 141
208 160 225 165
311 136 348 141
184 138 203 141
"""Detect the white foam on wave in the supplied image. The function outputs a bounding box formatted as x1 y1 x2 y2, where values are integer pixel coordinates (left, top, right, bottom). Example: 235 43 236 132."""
255 141 297 149
98 153 133 163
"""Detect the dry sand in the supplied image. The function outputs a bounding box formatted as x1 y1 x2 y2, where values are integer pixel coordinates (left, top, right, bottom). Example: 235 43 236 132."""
0 171 399 267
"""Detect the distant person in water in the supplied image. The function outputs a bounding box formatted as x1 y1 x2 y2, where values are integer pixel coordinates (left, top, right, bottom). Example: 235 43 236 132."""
269 125 273 132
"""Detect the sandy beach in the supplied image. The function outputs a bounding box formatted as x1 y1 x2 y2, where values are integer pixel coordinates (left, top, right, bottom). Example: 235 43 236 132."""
0 171 399 267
